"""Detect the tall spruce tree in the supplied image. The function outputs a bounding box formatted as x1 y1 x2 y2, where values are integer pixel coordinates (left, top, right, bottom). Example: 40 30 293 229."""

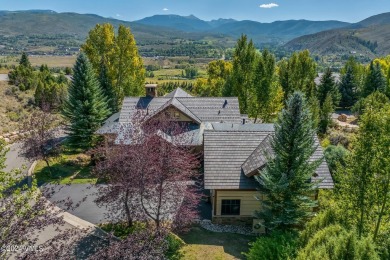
339 66 358 108
362 62 386 98
62 53 110 148
256 92 322 232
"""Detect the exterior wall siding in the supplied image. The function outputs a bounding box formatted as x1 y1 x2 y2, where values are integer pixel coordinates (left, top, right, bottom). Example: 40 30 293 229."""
212 190 261 226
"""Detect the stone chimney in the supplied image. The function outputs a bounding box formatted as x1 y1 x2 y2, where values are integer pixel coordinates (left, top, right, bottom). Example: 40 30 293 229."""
145 84 158 98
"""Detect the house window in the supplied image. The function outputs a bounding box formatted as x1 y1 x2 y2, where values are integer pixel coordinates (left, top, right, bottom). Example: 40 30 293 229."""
174 112 180 118
221 200 240 215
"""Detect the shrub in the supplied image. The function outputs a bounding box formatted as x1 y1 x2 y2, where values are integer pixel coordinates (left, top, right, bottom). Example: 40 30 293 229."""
6 111 20 122
245 231 298 260
296 225 379 260
324 145 349 174
299 208 340 246
328 132 350 148
321 138 331 148
165 233 185 260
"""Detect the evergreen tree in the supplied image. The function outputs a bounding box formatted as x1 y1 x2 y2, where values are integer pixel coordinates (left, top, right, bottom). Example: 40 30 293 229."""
341 56 366 96
8 52 35 90
339 66 358 108
99 61 118 112
19 52 31 68
362 62 386 98
62 53 110 148
256 92 322 232
317 68 340 107
316 68 340 133
318 93 334 134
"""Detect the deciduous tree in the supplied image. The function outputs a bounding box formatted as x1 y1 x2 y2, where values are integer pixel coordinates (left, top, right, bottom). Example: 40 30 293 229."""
278 50 317 100
223 35 258 114
338 102 390 240
82 24 145 109
20 109 61 175
253 49 283 122
94 113 201 232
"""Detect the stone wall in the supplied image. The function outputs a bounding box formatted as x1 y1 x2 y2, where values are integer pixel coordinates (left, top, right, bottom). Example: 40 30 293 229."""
212 216 253 226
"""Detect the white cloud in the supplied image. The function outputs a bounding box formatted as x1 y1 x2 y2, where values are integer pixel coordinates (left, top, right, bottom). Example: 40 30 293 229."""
116 14 121 17
163 8 169 11
259 3 279 8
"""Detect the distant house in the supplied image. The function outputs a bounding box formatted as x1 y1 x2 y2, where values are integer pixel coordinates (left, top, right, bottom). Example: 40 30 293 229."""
97 85 333 231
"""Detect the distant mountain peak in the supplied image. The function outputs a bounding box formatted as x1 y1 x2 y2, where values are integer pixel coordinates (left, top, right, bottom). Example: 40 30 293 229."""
186 14 200 20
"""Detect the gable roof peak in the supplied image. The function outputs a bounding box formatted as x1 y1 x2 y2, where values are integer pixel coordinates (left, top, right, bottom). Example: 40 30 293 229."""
165 87 193 98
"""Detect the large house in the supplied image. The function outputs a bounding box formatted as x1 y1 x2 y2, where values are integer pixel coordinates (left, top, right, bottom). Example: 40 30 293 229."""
97 84 334 230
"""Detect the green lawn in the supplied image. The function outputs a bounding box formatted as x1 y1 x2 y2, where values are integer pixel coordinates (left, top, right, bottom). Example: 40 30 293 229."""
178 225 255 260
33 146 98 185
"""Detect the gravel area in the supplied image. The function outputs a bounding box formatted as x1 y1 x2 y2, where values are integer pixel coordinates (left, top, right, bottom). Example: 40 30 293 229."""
198 219 253 235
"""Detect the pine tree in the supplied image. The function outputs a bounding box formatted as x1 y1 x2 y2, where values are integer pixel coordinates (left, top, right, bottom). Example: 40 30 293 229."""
362 62 386 98
339 66 357 108
62 53 110 148
256 92 322 232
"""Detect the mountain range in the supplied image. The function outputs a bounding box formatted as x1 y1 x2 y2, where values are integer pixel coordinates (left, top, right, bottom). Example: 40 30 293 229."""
0 10 389 59
285 12 390 58
136 14 350 43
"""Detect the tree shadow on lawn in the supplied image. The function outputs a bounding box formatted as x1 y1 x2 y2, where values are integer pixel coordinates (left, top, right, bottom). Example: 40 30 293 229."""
178 225 255 259
34 159 101 186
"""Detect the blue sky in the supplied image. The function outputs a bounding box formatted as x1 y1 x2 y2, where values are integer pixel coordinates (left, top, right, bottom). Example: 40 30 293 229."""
2 0 390 23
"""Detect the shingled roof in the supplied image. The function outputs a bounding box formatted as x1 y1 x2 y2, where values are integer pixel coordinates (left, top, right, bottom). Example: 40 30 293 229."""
119 89 242 124
204 124 334 190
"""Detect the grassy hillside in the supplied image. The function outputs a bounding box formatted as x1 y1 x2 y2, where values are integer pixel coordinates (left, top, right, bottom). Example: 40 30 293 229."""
0 81 34 134
285 12 390 61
